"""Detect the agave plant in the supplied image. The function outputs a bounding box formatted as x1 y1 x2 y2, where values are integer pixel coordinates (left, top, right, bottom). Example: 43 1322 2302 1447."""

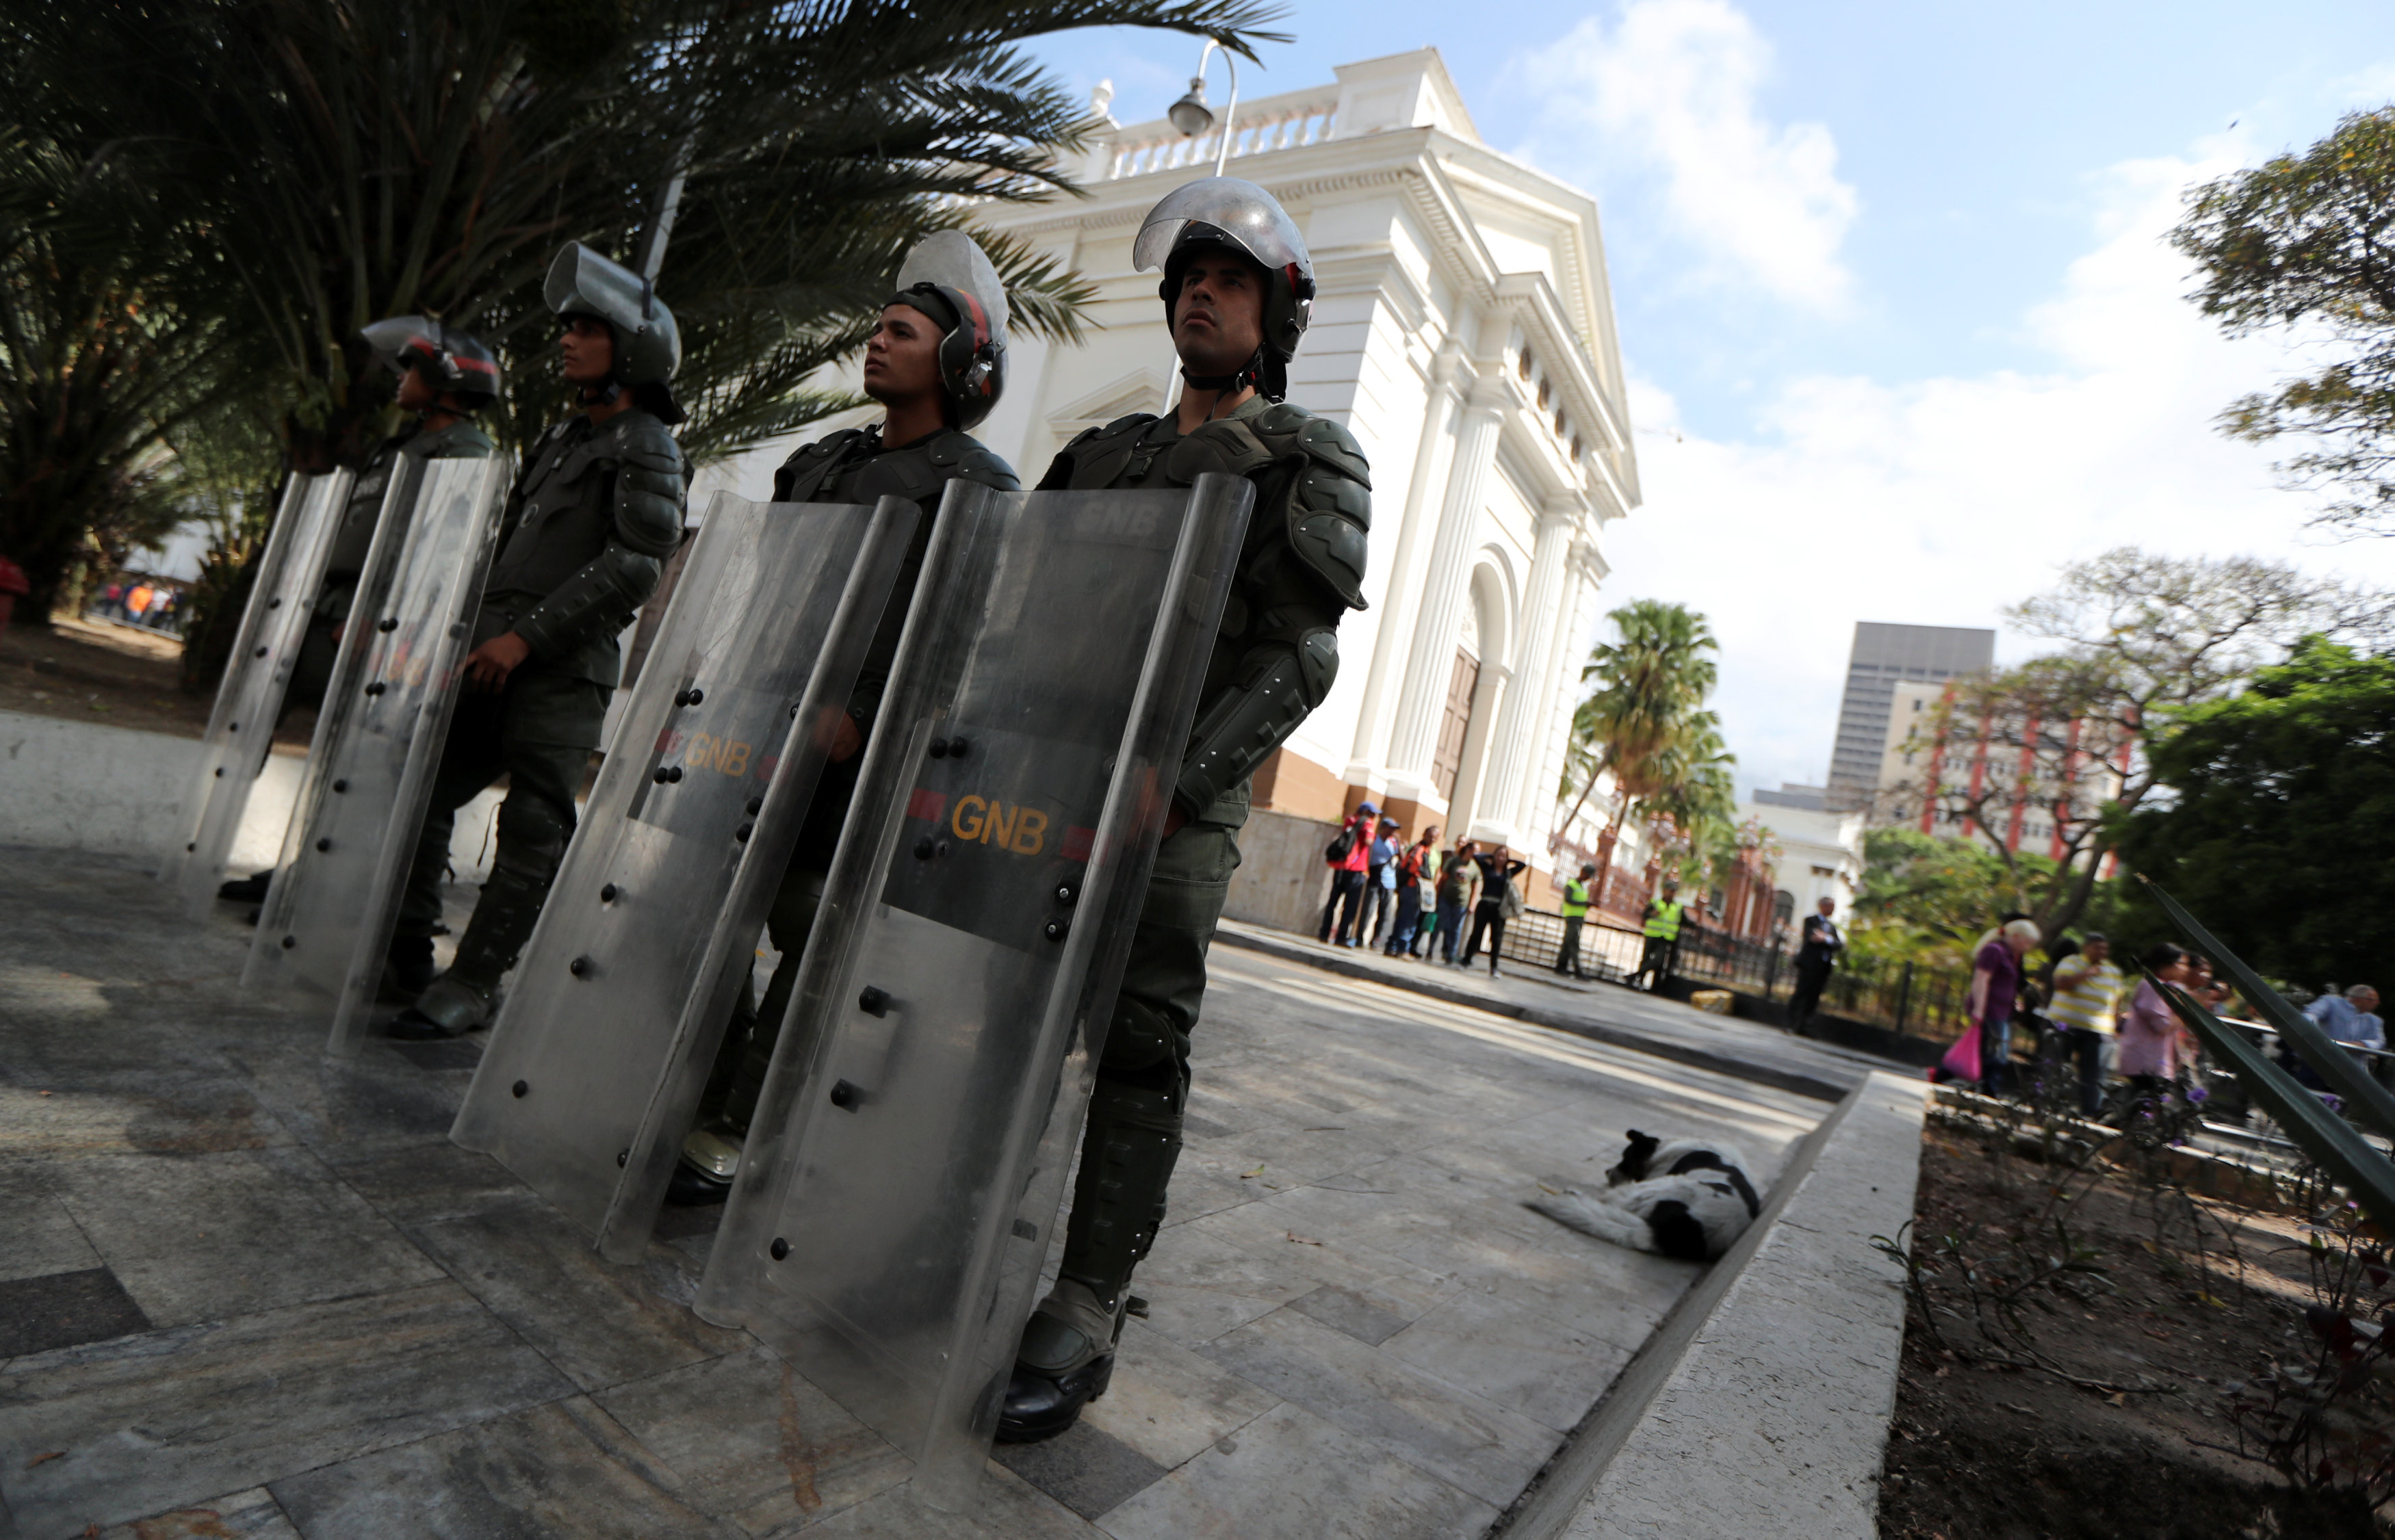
2142 877 2395 1229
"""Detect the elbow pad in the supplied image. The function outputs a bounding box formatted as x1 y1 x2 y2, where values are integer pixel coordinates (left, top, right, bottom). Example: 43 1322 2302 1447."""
514 540 663 660
1172 629 1338 818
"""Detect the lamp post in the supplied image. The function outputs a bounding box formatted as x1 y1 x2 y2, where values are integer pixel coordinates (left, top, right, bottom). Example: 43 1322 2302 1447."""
1166 40 1241 177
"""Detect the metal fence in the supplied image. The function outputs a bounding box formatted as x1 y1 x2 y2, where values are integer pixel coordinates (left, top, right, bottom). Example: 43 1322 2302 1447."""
1434 904 1980 1045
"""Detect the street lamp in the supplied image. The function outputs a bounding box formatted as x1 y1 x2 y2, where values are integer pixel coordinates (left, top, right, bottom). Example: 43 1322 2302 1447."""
1166 40 1240 177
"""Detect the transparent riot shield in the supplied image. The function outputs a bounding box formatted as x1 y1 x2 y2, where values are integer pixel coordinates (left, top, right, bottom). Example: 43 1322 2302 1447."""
693 475 1252 1507
158 471 354 917
236 456 510 1045
450 493 919 1258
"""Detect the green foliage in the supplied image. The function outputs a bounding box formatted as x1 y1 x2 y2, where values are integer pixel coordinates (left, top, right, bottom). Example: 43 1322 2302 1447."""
2116 638 2395 991
1852 826 2049 968
1557 599 1734 876
2172 107 2395 532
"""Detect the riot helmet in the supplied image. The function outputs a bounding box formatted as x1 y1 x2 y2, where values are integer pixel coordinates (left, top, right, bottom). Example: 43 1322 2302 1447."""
360 315 501 410
886 229 1009 429
1134 177 1315 400
543 242 684 423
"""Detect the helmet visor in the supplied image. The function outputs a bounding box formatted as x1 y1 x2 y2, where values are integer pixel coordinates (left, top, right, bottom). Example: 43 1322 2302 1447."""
360 315 440 375
1132 177 1310 278
893 229 1009 344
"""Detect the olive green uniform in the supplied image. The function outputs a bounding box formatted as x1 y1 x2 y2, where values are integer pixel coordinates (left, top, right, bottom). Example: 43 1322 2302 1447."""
697 426 1020 1131
394 406 685 991
290 417 495 713
1031 395 1369 1320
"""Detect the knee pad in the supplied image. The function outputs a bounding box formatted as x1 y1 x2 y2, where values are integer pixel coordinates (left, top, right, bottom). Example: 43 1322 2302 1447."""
1099 994 1185 1078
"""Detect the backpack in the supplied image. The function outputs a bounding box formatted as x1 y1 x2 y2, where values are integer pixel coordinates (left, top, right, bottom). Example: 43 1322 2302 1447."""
1324 824 1358 865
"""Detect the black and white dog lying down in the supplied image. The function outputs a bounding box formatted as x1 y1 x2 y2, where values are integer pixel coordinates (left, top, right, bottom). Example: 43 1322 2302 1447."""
1526 1130 1761 1262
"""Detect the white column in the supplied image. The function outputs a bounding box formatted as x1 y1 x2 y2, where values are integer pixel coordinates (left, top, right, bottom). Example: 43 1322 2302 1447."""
1384 379 1507 794
1346 346 1463 780
1517 534 1604 850
1477 497 1579 842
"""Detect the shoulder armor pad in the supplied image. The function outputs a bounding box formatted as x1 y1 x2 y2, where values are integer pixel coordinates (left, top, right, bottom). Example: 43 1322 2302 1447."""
788 428 866 465
1260 407 1369 488
610 410 685 474
952 442 1022 491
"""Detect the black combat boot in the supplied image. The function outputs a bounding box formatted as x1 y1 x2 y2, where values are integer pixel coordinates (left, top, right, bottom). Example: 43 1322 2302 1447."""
998 1078 1182 1442
217 870 273 904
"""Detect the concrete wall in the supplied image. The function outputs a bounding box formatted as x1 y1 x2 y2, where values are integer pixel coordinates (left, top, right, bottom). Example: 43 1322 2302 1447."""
0 709 500 881
1224 807 1339 935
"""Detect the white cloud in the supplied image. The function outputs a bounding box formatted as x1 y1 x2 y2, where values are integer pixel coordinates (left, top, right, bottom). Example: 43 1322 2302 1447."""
1596 144 2395 797
1520 0 1859 310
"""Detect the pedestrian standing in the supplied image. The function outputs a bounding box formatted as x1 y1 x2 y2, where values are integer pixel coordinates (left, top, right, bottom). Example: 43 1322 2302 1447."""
1460 844 1527 978
1386 826 1436 957
1633 880 1686 992
1317 802 1378 947
1785 896 1843 1035
2290 983 2385 1090
1554 863 1596 979
1429 838 1478 963
1968 918 2041 1093
2046 932 2123 1116
1360 817 1400 947
2116 943 2196 1117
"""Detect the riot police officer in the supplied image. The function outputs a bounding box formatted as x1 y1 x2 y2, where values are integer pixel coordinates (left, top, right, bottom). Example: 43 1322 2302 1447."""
669 230 1022 1203
216 317 499 908
998 178 1370 1441
388 244 686 1039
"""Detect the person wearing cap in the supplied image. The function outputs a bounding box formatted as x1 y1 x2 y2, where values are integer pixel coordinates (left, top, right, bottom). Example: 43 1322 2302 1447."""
998 177 1371 1444
667 231 1023 1204
215 316 500 915
387 244 687 1040
1317 800 1378 946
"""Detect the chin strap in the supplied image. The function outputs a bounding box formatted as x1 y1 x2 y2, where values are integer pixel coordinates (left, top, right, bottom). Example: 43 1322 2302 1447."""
1179 350 1265 415
575 378 623 407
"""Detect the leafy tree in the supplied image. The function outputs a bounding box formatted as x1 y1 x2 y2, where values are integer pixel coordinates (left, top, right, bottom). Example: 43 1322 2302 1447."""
0 134 214 624
2173 107 2395 533
1888 547 2392 937
2114 637 2395 990
1851 826 2048 967
1555 599 1731 900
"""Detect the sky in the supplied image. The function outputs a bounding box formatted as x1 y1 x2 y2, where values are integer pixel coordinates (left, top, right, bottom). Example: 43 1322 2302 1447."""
1029 1 2395 798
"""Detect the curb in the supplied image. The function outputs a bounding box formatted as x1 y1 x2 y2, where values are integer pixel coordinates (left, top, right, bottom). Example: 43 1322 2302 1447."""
1494 1070 1928 1540
1215 924 1854 1104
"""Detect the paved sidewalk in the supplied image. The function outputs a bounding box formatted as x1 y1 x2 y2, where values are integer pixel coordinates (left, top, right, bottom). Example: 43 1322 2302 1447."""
1218 919 1894 1102
4 848 1839 1539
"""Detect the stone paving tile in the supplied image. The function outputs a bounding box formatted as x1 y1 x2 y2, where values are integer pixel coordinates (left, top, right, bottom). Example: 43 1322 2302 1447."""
593 1344 910 1535
270 1396 738 1539
1195 1305 1560 1508
404 1192 747 1393
0 1160 102 1282
1075 1320 1279 1470
1286 1283 1413 1346
0 1045 289 1161
93 1486 302 1539
1380 1283 1635 1434
1096 1401 1497 1540
216 1041 473 1159
46 1145 443 1329
0 1281 571 1537
793 1462 1101 1538
322 1138 530 1228
991 1422 1169 1521
0 1266 151 1357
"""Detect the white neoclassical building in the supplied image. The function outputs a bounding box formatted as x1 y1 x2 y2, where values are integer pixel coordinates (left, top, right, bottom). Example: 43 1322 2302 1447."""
702 49 1640 928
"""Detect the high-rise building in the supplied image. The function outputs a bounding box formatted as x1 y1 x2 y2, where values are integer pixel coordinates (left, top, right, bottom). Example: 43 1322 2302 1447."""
1826 623 1993 809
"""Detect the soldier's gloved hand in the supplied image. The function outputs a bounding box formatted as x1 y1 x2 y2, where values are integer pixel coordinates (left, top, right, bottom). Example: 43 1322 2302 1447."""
465 631 532 691
1163 807 1187 838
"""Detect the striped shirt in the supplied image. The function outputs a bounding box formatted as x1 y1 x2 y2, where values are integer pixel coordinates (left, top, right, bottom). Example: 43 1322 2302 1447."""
2047 955 2123 1034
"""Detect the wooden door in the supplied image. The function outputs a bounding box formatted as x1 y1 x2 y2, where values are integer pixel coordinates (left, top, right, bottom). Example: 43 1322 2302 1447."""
1432 649 1479 804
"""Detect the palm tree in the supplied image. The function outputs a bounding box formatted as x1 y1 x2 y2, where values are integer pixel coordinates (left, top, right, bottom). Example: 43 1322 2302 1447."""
1556 599 1725 903
10 0 1283 656
0 134 218 626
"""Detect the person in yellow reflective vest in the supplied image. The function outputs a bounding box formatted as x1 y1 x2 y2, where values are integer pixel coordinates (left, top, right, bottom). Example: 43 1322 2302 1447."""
1554 862 1597 980
1635 880 1685 992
